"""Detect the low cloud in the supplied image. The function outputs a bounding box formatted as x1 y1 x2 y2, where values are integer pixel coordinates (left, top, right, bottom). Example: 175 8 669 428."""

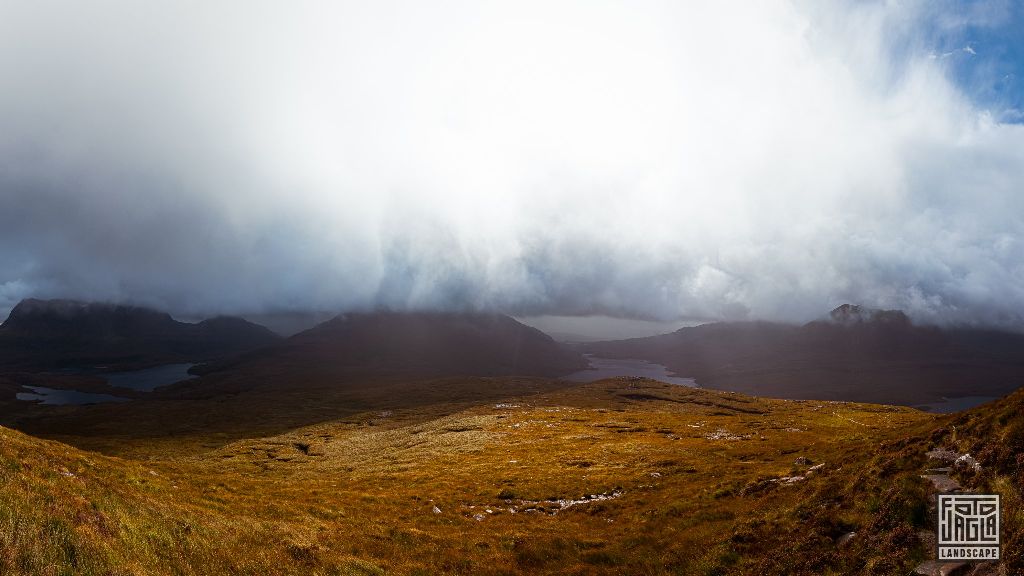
1 1 1023 328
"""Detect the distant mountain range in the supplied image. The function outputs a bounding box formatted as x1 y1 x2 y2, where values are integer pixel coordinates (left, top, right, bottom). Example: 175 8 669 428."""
199 310 589 381
584 304 1024 405
6 299 1023 405
0 299 280 370
0 299 587 379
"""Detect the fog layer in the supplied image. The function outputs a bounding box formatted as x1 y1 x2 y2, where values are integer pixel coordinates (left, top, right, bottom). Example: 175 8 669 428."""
1 1 1023 327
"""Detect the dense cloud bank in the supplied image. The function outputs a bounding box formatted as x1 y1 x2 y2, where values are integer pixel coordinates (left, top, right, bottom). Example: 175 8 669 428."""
1 1 1023 327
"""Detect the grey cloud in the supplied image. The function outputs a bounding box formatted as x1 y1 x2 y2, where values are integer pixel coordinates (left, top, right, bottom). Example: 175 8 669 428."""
1 1 1023 329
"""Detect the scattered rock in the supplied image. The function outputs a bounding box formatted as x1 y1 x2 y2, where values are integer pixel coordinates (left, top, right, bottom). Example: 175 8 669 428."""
432 505 442 514
704 428 749 441
649 472 661 478
835 531 857 548
552 490 623 511
742 475 806 495
462 489 624 518
927 449 960 463
921 474 962 492
954 453 981 472
794 456 813 466
473 513 485 522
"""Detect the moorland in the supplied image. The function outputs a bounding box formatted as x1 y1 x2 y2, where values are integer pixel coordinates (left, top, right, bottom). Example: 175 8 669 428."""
0 299 1021 575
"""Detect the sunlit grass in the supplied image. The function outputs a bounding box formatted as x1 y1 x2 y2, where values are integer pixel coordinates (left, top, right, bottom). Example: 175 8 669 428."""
4 377 1013 574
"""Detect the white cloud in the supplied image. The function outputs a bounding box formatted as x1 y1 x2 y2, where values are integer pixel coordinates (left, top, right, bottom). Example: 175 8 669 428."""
0 0 1022 328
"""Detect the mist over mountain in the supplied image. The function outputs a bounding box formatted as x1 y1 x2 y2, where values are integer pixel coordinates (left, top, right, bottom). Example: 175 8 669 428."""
0 298 280 370
585 304 1024 405
198 310 588 381
2 1 1024 329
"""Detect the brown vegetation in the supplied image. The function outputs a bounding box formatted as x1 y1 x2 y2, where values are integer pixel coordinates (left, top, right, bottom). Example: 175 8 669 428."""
7 373 1013 575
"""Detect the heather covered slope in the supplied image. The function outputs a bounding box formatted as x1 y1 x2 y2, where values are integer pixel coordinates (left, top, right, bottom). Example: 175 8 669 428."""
0 425 308 575
0 299 280 370
934 387 1024 567
0 377 949 575
584 305 1024 405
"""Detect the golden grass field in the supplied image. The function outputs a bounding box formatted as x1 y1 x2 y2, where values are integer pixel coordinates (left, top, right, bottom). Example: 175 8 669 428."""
1 376 1021 575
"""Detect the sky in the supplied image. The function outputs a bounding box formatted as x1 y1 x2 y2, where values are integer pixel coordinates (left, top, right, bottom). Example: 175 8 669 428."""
1 0 1024 329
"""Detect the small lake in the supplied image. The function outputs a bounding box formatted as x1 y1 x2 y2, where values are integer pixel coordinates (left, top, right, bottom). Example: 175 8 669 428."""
564 355 697 387
16 386 131 406
914 396 998 414
15 363 197 405
104 363 196 392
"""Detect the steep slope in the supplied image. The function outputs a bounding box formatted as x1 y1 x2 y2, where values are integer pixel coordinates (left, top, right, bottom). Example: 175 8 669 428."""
0 424 233 573
585 305 1024 405
0 298 280 370
931 388 1024 571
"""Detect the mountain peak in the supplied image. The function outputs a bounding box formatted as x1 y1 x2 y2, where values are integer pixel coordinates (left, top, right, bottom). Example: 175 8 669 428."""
2 298 175 334
282 310 587 377
828 304 909 326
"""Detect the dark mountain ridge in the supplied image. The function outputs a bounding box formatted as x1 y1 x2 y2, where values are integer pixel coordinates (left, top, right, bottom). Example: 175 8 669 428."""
217 310 589 378
170 310 588 402
584 305 1024 404
0 298 280 370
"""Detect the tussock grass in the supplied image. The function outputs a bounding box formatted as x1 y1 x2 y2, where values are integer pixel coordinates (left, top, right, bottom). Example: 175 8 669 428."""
0 377 965 574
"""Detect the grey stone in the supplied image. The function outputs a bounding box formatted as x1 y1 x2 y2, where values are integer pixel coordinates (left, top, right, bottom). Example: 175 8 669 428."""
927 449 960 463
954 453 981 472
835 531 856 547
921 474 961 492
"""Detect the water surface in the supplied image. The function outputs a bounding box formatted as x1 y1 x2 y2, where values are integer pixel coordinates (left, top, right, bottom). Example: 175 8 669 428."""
15 363 198 405
564 355 697 387
104 363 196 392
16 386 130 406
914 396 998 414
